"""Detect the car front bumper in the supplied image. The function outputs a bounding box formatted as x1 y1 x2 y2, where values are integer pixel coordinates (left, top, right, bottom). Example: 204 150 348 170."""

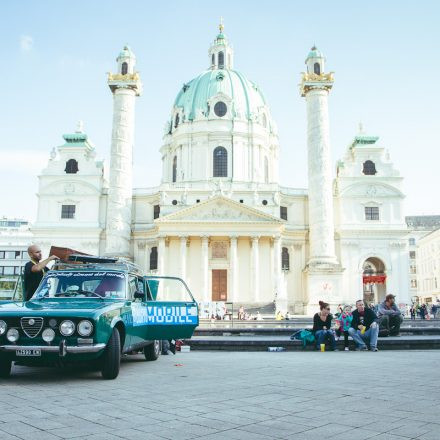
0 343 106 355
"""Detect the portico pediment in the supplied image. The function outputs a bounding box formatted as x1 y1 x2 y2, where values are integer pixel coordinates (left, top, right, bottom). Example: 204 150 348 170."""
156 196 283 224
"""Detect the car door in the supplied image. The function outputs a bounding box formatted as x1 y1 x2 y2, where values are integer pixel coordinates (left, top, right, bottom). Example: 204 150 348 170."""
138 276 198 340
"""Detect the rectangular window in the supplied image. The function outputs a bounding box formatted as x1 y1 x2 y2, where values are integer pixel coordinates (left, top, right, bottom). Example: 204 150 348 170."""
280 206 288 220
61 205 76 219
149 247 158 270
365 206 379 221
3 266 14 275
410 265 417 274
409 251 416 259
0 252 4 259
14 266 23 275
153 205 160 219
5 251 16 259
409 238 416 246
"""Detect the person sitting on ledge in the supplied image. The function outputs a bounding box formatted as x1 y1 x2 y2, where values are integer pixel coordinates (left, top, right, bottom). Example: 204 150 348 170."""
377 294 403 336
312 301 337 351
348 300 379 351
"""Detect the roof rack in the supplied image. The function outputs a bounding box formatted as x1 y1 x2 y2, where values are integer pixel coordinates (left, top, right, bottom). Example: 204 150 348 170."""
52 254 143 275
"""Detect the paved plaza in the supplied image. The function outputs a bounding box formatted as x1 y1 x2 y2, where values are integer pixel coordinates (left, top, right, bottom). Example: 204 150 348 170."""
0 351 439 440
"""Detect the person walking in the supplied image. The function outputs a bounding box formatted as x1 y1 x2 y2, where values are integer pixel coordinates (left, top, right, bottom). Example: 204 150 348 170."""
312 301 337 351
348 300 380 351
23 245 58 301
410 306 416 321
377 294 404 336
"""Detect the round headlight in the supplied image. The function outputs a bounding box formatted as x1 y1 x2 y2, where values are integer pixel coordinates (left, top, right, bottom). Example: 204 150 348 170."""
77 320 93 337
60 320 75 336
6 328 19 343
0 320 7 336
42 328 55 343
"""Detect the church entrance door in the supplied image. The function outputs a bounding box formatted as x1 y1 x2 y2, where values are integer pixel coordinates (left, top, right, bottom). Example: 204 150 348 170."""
212 269 227 301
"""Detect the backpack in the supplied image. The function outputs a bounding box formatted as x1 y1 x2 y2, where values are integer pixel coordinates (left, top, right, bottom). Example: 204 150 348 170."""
290 329 315 348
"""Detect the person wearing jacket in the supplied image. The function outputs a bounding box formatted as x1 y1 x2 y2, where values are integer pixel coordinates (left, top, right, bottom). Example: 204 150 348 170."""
377 294 403 336
348 300 379 351
312 301 338 351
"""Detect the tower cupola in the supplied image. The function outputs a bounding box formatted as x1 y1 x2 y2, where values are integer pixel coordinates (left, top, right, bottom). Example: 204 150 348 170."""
117 45 136 75
208 18 234 70
305 45 325 75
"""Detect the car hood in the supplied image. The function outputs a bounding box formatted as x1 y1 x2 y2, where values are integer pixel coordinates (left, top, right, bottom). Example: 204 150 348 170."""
0 299 126 318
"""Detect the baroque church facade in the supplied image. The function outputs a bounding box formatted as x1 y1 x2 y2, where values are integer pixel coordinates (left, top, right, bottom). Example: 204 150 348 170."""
32 25 409 314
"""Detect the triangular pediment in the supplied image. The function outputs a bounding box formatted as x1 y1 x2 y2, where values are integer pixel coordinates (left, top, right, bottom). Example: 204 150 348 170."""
156 196 283 224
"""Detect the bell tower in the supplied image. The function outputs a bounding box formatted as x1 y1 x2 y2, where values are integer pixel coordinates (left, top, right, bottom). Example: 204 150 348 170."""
105 46 142 257
208 18 234 70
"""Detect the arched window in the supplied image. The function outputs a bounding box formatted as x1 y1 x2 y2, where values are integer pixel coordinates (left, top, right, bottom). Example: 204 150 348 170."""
213 146 227 177
264 157 269 183
314 62 321 75
282 247 290 271
174 113 180 128
150 247 158 270
172 156 177 183
121 62 128 75
218 51 224 69
65 159 78 174
363 160 377 175
211 54 215 66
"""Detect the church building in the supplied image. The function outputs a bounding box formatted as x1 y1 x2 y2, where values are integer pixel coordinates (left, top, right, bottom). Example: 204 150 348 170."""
32 24 409 313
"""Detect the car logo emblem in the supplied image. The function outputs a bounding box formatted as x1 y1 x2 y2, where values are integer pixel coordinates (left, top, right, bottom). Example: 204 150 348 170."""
29 318 35 325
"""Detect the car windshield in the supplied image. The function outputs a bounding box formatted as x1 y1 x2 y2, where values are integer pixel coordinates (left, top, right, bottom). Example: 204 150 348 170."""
33 271 126 299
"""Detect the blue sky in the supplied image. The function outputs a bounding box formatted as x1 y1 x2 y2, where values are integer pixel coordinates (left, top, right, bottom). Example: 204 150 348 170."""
1 0 439 220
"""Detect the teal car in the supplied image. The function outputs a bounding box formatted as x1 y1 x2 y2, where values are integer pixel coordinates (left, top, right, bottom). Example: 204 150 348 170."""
0 255 198 379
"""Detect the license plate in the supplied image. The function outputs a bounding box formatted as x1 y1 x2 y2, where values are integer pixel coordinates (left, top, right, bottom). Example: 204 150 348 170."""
16 349 41 357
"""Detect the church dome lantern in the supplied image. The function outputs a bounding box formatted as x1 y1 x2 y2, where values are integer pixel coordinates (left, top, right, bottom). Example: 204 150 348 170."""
305 45 325 75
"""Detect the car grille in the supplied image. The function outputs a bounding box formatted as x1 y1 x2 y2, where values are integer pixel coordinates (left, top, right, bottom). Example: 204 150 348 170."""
20 317 44 338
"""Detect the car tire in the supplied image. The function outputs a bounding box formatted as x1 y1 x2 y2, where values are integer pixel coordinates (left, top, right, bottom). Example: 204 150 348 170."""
144 340 161 361
0 358 12 378
101 328 121 380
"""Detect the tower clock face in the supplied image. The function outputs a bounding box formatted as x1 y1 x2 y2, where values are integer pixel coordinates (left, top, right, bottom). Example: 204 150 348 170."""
214 101 227 117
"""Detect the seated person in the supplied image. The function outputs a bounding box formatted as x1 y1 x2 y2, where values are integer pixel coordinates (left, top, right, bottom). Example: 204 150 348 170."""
95 276 125 298
348 300 379 351
312 301 337 351
377 294 403 336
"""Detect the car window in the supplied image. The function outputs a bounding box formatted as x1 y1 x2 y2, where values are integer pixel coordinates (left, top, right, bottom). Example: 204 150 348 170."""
145 277 194 302
128 276 138 299
33 271 127 299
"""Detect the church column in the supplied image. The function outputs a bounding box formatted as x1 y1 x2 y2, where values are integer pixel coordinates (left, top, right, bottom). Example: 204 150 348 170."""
300 47 338 267
180 236 187 280
230 236 238 303
144 243 151 273
158 236 166 275
105 47 142 257
201 236 209 302
273 235 287 312
251 236 260 303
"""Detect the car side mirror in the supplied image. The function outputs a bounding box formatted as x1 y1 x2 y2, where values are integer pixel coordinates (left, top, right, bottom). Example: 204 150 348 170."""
134 291 145 301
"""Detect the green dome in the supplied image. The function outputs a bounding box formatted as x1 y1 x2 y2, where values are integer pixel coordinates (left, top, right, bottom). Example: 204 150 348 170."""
173 69 268 121
306 46 323 60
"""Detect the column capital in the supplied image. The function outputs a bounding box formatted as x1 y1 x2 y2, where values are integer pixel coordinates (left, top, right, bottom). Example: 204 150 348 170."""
180 235 188 243
230 235 238 244
251 235 260 243
137 240 146 250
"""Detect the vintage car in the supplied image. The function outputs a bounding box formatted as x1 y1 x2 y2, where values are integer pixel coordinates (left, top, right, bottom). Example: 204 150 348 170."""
0 255 199 379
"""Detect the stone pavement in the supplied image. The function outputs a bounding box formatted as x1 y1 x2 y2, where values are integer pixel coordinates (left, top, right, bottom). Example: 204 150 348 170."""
0 351 439 439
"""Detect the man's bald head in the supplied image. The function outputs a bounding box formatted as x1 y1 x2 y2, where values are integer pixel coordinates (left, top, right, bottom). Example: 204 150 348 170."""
28 245 42 262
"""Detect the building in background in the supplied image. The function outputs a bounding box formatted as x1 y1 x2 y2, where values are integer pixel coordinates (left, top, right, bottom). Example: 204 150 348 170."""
0 218 32 298
406 216 440 304
32 24 411 313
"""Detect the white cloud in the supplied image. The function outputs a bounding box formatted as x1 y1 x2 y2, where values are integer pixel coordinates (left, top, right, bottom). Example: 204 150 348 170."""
20 35 34 52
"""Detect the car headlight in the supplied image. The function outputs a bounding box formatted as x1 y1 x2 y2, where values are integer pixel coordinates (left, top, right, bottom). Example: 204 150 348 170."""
0 320 7 336
42 328 55 343
77 320 93 337
6 328 19 343
60 320 75 336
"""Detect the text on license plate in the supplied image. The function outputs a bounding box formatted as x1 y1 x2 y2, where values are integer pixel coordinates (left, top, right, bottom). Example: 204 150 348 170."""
16 349 41 357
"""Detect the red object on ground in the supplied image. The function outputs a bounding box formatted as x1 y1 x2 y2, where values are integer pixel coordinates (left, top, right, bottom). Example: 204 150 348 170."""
174 364 183 367
363 275 386 284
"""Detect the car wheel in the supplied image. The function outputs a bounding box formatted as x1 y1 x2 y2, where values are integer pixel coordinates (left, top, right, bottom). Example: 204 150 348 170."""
144 340 161 361
0 358 12 378
101 327 121 379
